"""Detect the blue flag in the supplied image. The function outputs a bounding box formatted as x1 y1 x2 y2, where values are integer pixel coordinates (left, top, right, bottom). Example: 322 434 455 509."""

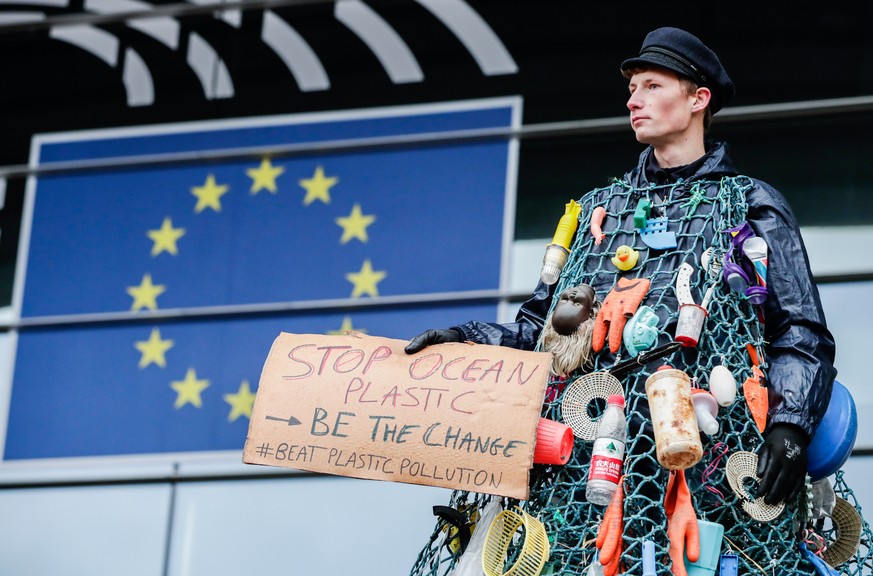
5 98 520 460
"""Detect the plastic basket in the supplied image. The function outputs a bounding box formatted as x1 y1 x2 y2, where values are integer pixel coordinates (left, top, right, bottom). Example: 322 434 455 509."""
482 507 550 576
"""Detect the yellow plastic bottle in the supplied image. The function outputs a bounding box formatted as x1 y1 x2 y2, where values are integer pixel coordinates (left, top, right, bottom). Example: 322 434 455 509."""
540 200 581 285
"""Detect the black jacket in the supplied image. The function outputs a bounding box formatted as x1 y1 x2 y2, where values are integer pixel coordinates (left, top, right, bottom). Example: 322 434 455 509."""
453 142 836 438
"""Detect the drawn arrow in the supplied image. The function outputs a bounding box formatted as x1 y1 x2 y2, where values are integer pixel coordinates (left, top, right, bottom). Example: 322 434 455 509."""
265 415 302 426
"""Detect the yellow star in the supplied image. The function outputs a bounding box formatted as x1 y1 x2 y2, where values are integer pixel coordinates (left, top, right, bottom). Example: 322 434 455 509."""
336 203 376 244
346 259 387 298
147 216 186 256
127 273 166 311
171 367 210 409
298 165 337 206
191 174 229 213
246 158 285 194
223 380 257 422
327 316 367 335
134 327 174 369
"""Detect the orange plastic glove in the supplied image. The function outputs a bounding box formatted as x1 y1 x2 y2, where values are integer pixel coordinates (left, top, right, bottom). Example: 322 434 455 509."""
663 470 700 576
595 476 624 576
592 277 651 353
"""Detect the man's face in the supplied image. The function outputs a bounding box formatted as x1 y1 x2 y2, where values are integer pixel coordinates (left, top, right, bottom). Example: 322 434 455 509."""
626 67 696 146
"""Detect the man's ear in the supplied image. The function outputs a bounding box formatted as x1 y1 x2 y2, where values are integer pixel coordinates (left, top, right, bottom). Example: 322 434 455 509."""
692 87 712 112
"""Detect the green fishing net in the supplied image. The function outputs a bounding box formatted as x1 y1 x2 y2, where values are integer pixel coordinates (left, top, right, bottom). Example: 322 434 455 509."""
409 176 873 576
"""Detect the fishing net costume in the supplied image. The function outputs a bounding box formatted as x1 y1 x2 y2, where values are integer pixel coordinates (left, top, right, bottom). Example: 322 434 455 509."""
408 169 873 575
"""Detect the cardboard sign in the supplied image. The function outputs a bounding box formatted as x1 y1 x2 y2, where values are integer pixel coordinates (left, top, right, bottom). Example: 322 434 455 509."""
243 332 551 499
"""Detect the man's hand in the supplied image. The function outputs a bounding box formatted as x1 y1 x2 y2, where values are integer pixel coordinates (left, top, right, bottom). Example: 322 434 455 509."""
404 328 464 354
756 423 808 504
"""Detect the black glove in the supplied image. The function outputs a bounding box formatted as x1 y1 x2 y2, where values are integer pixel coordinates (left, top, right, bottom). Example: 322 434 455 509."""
756 423 808 505
404 328 464 354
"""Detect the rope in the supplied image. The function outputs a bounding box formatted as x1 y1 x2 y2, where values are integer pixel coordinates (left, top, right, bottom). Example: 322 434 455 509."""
409 176 873 576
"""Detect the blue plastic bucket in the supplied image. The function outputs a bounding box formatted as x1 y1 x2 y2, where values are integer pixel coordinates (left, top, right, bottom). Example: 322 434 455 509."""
685 520 724 576
807 380 857 481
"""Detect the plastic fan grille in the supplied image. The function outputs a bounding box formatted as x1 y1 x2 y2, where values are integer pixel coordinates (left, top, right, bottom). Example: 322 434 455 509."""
822 497 862 567
561 371 623 440
725 451 785 522
481 507 549 576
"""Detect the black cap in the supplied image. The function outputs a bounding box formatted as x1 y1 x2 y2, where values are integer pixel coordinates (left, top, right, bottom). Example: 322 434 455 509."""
621 27 735 114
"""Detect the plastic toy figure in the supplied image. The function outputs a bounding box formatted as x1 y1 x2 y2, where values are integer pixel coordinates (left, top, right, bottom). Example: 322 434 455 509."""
539 284 600 377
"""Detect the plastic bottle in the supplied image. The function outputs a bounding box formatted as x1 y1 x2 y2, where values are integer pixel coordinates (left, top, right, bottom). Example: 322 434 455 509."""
584 551 606 575
586 394 627 506
540 200 581 284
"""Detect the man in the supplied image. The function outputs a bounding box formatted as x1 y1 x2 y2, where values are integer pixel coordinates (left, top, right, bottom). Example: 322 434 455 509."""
407 27 842 576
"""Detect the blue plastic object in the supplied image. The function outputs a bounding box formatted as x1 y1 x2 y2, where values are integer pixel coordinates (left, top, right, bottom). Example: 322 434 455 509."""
685 520 724 576
800 541 839 576
807 380 857 481
640 216 677 249
623 305 659 357
642 540 656 576
719 554 738 576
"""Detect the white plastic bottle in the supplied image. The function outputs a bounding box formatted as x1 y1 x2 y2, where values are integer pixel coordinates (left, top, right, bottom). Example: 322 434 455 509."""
586 394 627 506
584 551 606 575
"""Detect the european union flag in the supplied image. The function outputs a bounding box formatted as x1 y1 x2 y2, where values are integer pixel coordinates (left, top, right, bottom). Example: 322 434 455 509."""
5 98 521 461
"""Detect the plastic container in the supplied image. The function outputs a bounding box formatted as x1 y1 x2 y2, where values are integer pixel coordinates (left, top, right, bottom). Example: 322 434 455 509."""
586 394 627 506
533 418 574 465
642 540 656 576
645 367 703 470
686 520 724 576
719 554 738 576
675 304 707 347
584 551 605 576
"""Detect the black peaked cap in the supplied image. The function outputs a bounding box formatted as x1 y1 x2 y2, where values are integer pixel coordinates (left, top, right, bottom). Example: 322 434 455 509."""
621 27 735 114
